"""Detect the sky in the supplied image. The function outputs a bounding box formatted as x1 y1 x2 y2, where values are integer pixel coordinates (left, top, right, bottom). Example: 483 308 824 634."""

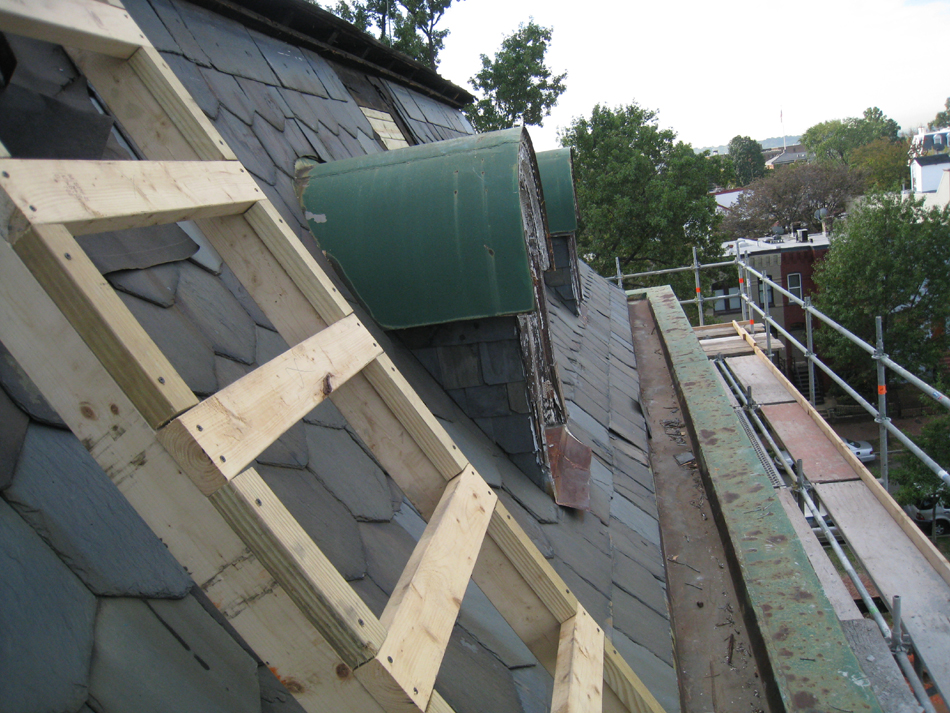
435 0 950 153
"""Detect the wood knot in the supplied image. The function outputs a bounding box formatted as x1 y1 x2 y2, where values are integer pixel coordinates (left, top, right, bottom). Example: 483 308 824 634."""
80 404 97 420
335 663 351 680
322 373 334 397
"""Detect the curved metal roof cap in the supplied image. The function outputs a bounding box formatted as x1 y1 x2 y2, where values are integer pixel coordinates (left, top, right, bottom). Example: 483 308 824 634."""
296 128 541 330
535 148 579 235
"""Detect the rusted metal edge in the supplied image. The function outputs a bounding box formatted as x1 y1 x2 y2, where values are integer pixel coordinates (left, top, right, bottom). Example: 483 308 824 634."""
638 286 882 713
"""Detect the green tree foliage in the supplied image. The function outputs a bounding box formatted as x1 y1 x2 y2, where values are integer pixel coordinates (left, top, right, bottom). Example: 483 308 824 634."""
848 136 911 192
464 21 566 133
891 415 950 516
813 194 950 392
802 107 900 164
721 162 864 239
560 103 723 305
934 97 950 129
728 135 766 186
332 0 459 68
706 153 736 191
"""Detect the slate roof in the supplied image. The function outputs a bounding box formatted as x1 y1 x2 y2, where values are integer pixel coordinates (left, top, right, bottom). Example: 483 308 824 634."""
0 1 677 711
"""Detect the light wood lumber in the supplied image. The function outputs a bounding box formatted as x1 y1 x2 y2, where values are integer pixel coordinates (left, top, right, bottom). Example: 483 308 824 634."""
0 0 146 58
693 320 761 337
357 466 496 711
551 607 604 713
734 322 950 587
602 645 665 713
0 159 259 237
212 468 387 668
159 313 382 495
11 223 197 427
0 239 388 712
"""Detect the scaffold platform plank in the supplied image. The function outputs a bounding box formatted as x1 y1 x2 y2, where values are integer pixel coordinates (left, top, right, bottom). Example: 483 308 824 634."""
760 402 860 483
725 355 797 406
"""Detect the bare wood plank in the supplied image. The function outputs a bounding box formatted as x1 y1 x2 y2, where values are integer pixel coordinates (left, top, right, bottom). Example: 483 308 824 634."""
602 645 666 713
735 322 950 587
67 47 233 162
0 0 147 58
761 402 859 483
776 489 862 621
0 239 388 712
11 223 197 427
487 499 578 624
724 354 796 405
693 320 762 337
212 468 387 668
551 607 605 713
0 159 260 237
840 619 921 713
356 466 496 711
159 313 382 495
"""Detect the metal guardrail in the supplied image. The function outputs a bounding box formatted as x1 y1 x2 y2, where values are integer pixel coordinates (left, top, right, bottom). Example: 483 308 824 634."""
617 250 950 494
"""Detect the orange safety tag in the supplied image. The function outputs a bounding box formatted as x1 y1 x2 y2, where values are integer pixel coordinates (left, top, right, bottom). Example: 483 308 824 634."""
878 385 887 395
738 278 744 284
696 287 701 293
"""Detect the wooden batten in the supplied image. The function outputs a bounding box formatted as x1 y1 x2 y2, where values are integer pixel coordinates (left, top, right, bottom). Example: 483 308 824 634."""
552 608 605 713
0 0 147 59
159 313 382 495
0 159 260 237
603 645 665 713
356 466 496 711
10 223 197 427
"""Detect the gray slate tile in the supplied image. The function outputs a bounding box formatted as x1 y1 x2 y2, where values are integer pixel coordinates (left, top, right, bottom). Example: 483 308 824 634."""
0 498 96 713
549 555 610 626
502 462 558 524
258 463 366 580
199 65 255 124
435 626 523 713
497 489 552 558
511 665 553 713
126 0 179 53
304 51 352 102
295 118 333 162
608 629 680 713
0 385 28 490
0 342 66 427
259 665 307 713
349 575 389 619
108 261 181 308
89 596 259 713
612 549 668 618
148 0 211 66
176 261 257 365
305 424 393 522
219 264 276 330
252 112 300 175
358 520 415 595
173 0 277 83
6 424 192 597
609 517 665 581
438 417 507 488
278 88 334 133
488 414 535 455
213 107 276 184
610 492 660 547
78 222 198 274
234 77 286 131
611 587 673 666
438 344 481 390
479 340 524 384
457 579 537 668
357 129 383 154
304 397 349 429
162 52 218 118
251 29 328 97
255 323 289 364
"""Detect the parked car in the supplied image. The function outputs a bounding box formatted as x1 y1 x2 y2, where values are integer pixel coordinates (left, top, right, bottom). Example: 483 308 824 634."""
905 495 950 536
845 439 875 463
773 449 795 473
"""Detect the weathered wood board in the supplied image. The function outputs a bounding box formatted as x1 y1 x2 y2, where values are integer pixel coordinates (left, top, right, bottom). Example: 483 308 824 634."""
726 355 797 406
761 402 860 483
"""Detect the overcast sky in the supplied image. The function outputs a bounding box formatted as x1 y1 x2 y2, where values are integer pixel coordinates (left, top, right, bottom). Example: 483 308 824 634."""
436 0 950 153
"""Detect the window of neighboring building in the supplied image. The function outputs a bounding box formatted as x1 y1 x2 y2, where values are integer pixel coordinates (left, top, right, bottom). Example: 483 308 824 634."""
713 286 741 313
788 273 803 302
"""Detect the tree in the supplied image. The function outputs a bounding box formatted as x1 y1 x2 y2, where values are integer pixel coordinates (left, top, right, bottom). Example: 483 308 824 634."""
706 153 736 191
464 21 566 133
802 107 900 164
848 137 911 192
331 0 459 69
720 162 864 239
728 135 766 186
891 414 950 540
812 194 950 392
933 97 950 129
560 103 723 301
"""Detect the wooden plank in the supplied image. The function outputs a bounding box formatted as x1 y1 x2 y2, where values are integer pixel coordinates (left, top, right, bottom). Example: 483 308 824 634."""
734 323 950 587
840 619 921 713
159 313 382 495
212 468 387 668
0 239 388 712
356 466 496 711
67 47 234 162
762 402 860 483
602 644 666 713
725 354 796 405
776 489 862 621
551 607 604 713
816 479 950 701
0 159 260 237
693 320 762 337
0 0 147 59
11 223 197 427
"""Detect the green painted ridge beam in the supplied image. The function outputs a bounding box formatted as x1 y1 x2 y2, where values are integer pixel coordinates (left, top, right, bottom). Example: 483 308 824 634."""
640 286 882 713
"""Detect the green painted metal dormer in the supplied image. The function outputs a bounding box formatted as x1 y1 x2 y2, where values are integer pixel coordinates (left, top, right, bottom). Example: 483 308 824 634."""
295 127 547 331
535 148 579 236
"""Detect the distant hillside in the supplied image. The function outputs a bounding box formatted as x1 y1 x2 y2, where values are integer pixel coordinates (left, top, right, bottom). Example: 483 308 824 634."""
698 135 802 155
